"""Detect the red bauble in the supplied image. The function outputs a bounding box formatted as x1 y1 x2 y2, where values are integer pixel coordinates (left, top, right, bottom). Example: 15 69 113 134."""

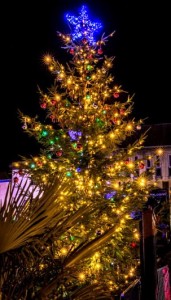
49 115 55 122
120 108 125 115
76 143 83 151
113 92 119 98
130 242 137 248
70 48 74 55
51 100 57 106
87 54 93 59
125 159 129 165
40 102 47 109
97 48 103 55
56 150 63 157
104 105 110 110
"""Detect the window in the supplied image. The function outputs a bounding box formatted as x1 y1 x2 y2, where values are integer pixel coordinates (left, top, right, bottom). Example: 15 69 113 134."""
146 159 151 169
134 156 139 177
145 157 153 178
168 155 171 177
155 155 162 178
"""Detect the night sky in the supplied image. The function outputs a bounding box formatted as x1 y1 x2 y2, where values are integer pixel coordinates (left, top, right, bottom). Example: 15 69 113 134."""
1 0 170 173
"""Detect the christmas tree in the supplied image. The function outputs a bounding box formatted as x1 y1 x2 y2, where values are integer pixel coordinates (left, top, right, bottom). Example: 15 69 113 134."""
6 4 157 299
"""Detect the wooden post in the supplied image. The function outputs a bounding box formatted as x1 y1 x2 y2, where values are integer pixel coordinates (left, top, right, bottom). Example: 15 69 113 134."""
140 207 158 300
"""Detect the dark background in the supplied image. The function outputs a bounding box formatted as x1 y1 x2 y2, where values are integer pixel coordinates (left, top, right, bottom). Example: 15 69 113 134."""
0 0 170 173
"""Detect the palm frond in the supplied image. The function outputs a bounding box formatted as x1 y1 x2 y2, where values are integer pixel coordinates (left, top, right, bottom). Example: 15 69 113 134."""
64 219 120 268
0 176 71 254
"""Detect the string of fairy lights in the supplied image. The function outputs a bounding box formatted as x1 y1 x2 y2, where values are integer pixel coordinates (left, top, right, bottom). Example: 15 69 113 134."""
11 5 163 294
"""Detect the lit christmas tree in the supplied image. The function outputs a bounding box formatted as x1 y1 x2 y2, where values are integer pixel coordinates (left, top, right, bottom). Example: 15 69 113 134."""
7 5 157 299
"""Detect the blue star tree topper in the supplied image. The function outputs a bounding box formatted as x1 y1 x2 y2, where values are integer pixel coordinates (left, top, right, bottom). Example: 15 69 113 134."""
66 5 102 45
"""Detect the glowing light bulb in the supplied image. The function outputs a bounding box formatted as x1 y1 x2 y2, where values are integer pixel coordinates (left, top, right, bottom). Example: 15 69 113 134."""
78 272 86 280
61 247 67 255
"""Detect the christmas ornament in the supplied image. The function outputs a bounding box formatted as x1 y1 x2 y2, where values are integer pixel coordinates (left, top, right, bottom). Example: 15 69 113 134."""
97 48 103 55
22 118 27 130
51 100 57 106
30 163 36 169
69 48 74 55
22 123 27 130
87 54 93 59
40 102 47 109
56 150 63 157
136 125 141 130
70 235 75 241
120 108 125 115
76 143 83 152
66 171 72 177
113 92 119 98
66 5 102 45
86 64 93 71
37 161 43 167
41 130 48 137
130 242 137 248
49 115 56 122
